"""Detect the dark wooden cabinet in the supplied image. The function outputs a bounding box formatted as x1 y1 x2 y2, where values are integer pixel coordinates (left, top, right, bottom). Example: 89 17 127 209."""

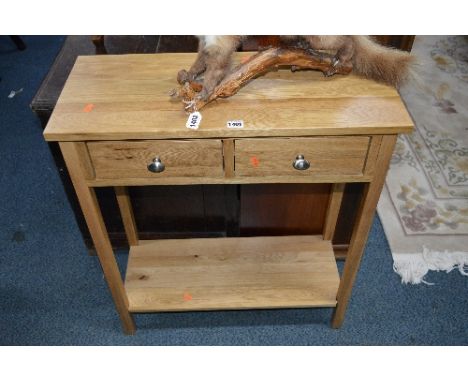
373 35 415 52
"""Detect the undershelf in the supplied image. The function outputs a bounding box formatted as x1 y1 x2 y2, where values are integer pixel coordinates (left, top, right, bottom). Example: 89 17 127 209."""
125 235 339 312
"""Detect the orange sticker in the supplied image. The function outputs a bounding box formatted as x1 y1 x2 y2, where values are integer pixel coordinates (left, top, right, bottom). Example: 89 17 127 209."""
183 292 193 302
83 103 94 113
250 156 260 167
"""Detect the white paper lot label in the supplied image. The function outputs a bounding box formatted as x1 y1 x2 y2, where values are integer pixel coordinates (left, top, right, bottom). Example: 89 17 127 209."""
186 112 202 129
227 120 244 129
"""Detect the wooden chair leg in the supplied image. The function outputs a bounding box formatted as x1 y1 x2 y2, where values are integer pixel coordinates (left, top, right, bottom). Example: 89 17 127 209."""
91 35 107 55
331 135 397 328
60 142 136 334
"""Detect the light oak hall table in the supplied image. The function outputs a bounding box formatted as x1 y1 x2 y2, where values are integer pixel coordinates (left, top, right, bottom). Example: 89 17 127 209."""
43 53 413 334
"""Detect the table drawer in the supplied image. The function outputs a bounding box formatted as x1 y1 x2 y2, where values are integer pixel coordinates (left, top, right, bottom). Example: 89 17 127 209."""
87 140 224 179
234 137 371 178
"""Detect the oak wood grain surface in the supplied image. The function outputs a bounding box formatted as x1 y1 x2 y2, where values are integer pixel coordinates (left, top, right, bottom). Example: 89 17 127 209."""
125 236 339 312
87 139 224 179
44 53 413 141
235 136 370 178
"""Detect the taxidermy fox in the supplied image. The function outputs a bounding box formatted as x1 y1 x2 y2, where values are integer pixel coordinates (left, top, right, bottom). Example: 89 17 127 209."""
180 35 415 101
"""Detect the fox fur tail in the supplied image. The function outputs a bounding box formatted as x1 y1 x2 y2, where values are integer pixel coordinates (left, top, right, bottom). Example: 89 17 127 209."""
351 36 416 88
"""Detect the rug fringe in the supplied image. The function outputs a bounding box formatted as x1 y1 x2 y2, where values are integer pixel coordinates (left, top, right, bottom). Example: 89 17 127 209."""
393 247 468 285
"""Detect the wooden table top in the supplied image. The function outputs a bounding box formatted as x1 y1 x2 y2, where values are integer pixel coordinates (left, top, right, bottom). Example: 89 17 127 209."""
43 53 414 142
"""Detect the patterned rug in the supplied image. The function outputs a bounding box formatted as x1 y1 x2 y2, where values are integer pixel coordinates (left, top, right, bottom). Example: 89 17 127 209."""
377 35 468 284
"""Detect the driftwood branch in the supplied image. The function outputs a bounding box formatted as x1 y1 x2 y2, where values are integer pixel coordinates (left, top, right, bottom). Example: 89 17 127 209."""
171 47 353 112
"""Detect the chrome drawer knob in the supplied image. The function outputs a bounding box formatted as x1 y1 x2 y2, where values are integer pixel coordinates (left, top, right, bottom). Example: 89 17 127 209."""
292 154 310 170
147 157 165 173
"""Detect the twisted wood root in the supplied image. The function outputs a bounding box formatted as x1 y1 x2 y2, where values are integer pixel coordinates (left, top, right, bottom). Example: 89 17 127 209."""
171 47 353 112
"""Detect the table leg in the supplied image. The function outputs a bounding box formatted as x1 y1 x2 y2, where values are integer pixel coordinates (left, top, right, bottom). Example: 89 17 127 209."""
60 142 136 334
115 186 139 246
331 135 397 328
323 183 345 241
